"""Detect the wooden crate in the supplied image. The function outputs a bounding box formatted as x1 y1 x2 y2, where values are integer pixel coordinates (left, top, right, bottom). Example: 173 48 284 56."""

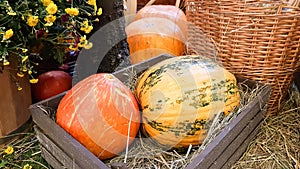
29 54 271 169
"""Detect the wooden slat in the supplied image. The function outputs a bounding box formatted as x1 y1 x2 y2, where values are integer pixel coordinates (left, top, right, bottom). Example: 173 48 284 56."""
31 108 110 169
113 53 173 81
29 54 272 169
208 110 264 169
185 85 271 169
222 123 262 169
40 147 66 169
30 92 65 109
29 54 173 169
29 54 174 110
35 126 81 169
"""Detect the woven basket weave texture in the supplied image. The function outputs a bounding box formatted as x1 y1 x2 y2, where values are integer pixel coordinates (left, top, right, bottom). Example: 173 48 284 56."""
185 0 300 115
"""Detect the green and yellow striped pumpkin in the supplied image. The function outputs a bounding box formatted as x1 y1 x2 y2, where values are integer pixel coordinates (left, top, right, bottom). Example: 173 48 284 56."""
135 55 240 148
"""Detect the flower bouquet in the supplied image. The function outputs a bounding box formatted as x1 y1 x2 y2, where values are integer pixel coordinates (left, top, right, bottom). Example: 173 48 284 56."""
0 0 102 83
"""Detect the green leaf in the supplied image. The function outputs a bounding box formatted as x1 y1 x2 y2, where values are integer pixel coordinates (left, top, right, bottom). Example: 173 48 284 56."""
0 160 8 168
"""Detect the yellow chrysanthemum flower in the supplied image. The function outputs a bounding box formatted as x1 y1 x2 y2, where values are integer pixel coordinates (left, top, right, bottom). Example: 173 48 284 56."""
85 26 93 34
4 146 14 155
41 0 52 6
21 67 27 72
29 79 39 84
17 72 25 77
3 61 10 66
46 2 58 15
87 0 96 6
44 15 56 23
84 42 93 49
80 21 93 34
7 11 16 15
69 45 78 51
81 20 89 28
78 35 93 49
45 22 53 26
78 42 86 48
80 35 87 42
27 16 39 27
22 48 28 53
78 35 88 48
97 8 102 16
22 56 28 63
17 86 23 91
23 164 32 169
94 5 97 14
4 29 13 40
65 8 79 16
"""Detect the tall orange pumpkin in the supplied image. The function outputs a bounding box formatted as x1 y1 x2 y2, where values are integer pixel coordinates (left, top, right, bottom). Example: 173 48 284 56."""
134 5 187 37
56 73 141 160
126 17 186 64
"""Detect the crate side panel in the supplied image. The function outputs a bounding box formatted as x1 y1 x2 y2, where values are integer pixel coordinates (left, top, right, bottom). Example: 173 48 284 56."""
29 54 272 169
185 86 270 169
31 108 110 169
41 147 67 169
112 54 173 81
35 127 81 169
208 110 264 169
222 123 261 169
30 92 65 109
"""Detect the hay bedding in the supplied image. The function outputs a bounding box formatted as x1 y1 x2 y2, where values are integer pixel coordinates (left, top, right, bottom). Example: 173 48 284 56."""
107 71 269 169
2 72 299 169
107 80 299 169
231 85 300 169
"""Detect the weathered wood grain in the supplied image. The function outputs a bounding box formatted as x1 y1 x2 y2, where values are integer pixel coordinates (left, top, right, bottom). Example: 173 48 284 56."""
35 126 81 169
31 107 109 169
222 123 262 169
40 147 65 169
208 110 265 169
185 85 270 169
29 54 271 169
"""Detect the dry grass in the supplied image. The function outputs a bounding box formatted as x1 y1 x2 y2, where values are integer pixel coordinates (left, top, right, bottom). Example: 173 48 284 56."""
107 71 268 169
0 130 51 169
1 72 299 169
231 85 300 169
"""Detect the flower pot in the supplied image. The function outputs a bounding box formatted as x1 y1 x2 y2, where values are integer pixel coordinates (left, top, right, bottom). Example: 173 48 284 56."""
0 61 32 140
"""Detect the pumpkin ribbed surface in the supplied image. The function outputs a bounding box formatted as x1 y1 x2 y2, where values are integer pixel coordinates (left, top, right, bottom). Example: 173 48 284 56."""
134 5 188 37
126 17 186 64
135 55 240 148
56 73 140 160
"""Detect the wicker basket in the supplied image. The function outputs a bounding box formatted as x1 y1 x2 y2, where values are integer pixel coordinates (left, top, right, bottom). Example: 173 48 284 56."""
185 0 300 115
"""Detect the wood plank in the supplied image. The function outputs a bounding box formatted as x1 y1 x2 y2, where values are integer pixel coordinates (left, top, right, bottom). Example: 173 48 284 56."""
208 110 264 169
31 108 110 169
29 54 174 110
30 92 65 109
185 86 271 169
112 53 173 81
35 126 81 169
222 123 262 169
40 147 66 169
29 54 272 169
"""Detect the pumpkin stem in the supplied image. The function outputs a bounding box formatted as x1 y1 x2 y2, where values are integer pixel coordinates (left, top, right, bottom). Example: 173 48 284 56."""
105 74 115 80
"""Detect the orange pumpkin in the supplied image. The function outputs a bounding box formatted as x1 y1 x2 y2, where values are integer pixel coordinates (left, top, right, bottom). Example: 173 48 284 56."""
126 17 186 64
137 0 185 10
134 5 187 37
56 73 140 160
